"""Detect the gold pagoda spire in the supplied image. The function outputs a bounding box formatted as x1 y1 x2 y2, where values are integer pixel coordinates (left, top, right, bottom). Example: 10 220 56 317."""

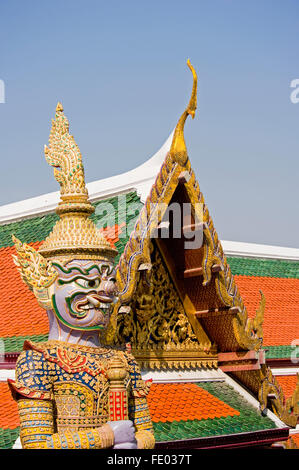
169 59 198 166
38 103 117 261
44 102 92 216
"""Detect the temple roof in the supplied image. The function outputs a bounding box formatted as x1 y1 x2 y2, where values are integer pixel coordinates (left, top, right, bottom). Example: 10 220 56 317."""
150 380 282 447
0 66 298 448
0 187 298 359
0 153 298 448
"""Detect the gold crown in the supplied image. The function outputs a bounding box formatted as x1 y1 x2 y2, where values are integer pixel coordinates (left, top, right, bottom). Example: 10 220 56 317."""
38 102 117 262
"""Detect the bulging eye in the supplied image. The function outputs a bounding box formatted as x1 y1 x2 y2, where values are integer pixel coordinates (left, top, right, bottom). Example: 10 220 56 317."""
75 278 101 289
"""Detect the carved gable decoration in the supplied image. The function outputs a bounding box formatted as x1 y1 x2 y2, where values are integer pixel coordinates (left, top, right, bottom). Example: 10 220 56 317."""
115 242 217 370
115 62 265 357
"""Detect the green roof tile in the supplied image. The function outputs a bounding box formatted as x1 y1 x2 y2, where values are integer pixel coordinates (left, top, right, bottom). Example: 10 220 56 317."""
227 256 299 279
0 427 20 449
0 214 59 248
263 345 294 359
2 334 48 353
153 381 276 443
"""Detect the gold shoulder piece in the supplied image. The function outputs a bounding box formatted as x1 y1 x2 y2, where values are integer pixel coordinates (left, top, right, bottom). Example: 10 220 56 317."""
169 59 198 166
44 102 87 198
12 235 57 290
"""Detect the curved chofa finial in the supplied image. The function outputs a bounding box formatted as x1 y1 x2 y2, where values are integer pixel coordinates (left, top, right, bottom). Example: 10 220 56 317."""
169 59 198 167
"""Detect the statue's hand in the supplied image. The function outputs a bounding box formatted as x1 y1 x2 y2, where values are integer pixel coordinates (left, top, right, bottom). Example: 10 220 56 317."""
107 420 137 449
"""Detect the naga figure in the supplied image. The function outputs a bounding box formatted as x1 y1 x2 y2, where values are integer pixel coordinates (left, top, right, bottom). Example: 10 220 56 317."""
8 103 155 450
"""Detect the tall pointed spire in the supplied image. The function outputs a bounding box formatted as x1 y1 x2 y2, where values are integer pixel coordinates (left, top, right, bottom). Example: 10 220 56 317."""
169 59 198 167
38 103 117 261
44 102 92 215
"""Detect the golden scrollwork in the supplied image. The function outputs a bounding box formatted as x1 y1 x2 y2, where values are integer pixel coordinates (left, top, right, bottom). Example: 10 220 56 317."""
116 243 198 348
115 242 217 369
44 102 87 198
12 235 57 289
232 367 299 428
259 366 299 427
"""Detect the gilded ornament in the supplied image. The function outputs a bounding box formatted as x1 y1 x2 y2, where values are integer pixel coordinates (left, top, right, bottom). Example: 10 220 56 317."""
116 242 217 369
169 59 197 166
12 235 57 290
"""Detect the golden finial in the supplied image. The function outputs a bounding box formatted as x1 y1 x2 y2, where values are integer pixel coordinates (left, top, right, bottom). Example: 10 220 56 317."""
44 101 88 202
37 103 118 261
169 59 198 166
56 101 63 112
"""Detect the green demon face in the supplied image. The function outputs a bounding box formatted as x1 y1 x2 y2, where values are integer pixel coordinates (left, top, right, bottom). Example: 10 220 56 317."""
50 259 118 331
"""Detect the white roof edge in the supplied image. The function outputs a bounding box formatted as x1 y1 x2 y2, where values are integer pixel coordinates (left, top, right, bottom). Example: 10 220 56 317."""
141 368 225 383
0 131 174 224
221 240 299 261
0 369 15 381
272 368 299 376
290 427 299 434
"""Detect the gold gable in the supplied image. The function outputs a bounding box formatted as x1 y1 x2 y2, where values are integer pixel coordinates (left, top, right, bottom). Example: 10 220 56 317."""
115 241 217 369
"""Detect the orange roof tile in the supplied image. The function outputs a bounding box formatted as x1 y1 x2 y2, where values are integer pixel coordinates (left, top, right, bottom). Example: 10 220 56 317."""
0 243 49 338
0 382 19 430
275 375 298 400
147 383 240 423
234 275 299 346
100 223 125 248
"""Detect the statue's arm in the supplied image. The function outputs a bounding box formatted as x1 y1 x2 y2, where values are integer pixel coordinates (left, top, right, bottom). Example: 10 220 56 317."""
125 353 155 449
16 398 114 449
130 394 155 449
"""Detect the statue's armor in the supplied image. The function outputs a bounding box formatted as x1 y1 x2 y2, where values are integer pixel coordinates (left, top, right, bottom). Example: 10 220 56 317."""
9 341 154 449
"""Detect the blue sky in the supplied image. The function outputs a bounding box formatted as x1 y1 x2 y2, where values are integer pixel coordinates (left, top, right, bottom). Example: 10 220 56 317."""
0 0 298 247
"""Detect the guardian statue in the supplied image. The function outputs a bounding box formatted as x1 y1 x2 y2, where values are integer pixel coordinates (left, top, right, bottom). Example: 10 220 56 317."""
8 103 155 449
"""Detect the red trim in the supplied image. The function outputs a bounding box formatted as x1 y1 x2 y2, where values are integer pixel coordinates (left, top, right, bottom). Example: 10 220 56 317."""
109 390 128 421
219 363 261 372
7 378 52 400
155 428 290 449
266 358 297 368
218 351 260 362
0 352 20 369
218 349 265 372
0 362 17 370
23 341 108 377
